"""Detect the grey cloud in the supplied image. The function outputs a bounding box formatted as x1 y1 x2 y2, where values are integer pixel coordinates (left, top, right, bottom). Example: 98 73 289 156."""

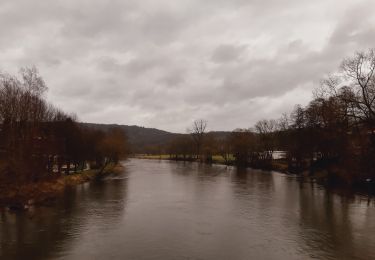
125 57 161 76
158 71 185 87
211 44 247 63
1 0 375 132
140 11 190 45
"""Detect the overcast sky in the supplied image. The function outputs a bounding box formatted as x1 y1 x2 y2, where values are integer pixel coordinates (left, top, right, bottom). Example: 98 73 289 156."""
1 0 375 132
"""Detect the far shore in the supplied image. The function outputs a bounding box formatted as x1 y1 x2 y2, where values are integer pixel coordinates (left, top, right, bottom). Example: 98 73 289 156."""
133 155 375 196
133 154 289 172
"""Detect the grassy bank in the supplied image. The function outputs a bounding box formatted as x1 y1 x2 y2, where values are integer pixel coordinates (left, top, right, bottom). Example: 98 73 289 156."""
0 164 124 210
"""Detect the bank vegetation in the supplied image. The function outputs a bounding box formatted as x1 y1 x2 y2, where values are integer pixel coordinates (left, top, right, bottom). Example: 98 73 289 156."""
148 49 375 190
0 67 128 208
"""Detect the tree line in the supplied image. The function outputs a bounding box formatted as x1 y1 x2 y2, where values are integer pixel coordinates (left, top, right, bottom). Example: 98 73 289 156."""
166 49 375 187
0 67 128 185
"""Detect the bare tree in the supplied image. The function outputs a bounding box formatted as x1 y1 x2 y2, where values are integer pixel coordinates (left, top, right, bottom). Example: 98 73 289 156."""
188 119 207 160
230 129 255 166
254 119 278 160
1 67 129 185
218 135 232 165
341 49 375 127
278 113 290 131
319 49 375 128
20 66 47 95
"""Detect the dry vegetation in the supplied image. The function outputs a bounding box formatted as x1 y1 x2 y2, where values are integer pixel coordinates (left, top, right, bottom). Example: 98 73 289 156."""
0 68 128 208
148 49 375 189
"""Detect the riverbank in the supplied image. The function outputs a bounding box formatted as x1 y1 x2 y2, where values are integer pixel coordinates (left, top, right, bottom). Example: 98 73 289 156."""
134 154 233 165
133 155 375 195
0 164 124 210
134 154 290 172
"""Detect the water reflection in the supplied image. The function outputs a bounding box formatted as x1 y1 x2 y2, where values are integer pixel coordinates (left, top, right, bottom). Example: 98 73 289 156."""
1 159 375 260
0 170 128 260
297 184 375 260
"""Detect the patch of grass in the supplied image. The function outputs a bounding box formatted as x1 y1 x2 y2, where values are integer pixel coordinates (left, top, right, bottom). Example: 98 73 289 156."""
212 155 235 164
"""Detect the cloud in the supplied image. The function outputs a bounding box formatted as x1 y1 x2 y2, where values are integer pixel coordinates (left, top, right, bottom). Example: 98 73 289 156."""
0 0 374 132
211 44 247 63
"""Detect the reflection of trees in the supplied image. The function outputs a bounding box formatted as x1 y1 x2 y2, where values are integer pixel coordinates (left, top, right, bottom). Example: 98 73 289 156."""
230 167 275 194
230 168 276 221
0 170 128 260
297 185 357 259
232 167 248 184
169 161 277 210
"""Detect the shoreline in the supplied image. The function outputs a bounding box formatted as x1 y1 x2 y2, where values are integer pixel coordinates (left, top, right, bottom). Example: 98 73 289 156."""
133 155 289 172
0 164 124 211
133 155 375 196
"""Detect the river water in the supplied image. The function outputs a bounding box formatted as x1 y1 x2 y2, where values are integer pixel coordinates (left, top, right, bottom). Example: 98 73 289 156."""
1 159 375 260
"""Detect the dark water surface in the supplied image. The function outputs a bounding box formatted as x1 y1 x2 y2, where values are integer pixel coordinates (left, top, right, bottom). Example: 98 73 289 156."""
1 159 375 260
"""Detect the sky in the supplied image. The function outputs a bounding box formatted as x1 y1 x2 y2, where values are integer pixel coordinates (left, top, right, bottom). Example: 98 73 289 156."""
1 0 375 133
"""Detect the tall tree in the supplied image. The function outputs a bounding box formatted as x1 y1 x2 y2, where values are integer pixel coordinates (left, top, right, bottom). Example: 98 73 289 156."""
188 119 207 160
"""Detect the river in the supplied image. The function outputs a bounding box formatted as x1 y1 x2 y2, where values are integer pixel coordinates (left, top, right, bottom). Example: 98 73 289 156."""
1 159 375 260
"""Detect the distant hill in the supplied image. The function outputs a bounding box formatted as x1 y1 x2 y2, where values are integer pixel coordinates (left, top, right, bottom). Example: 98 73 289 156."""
80 123 230 153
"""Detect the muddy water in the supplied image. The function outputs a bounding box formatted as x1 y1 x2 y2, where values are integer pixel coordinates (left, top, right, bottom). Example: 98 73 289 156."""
1 159 375 260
